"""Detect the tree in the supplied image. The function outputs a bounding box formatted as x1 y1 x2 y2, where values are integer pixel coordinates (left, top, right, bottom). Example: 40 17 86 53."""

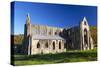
90 26 97 47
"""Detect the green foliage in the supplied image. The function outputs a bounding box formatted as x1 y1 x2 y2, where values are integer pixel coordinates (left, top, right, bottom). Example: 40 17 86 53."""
90 26 97 46
12 49 97 66
12 34 24 45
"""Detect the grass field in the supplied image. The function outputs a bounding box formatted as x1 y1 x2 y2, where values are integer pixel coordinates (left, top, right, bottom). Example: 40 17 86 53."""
11 49 97 66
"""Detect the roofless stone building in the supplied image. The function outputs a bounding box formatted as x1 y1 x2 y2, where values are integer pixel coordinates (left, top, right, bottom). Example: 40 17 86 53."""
23 14 94 55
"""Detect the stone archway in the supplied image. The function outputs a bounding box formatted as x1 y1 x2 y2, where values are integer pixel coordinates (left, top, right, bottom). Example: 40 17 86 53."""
84 28 88 50
37 42 40 48
53 41 55 50
59 41 61 49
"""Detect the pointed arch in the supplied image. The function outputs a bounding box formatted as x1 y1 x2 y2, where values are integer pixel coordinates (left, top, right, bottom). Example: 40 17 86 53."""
59 41 61 49
53 41 55 50
45 42 48 48
37 42 40 48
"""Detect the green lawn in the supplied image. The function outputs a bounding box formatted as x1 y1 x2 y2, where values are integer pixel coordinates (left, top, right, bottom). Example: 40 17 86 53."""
11 49 97 66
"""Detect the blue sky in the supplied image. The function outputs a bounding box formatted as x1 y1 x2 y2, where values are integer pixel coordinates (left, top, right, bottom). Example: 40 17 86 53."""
11 1 97 35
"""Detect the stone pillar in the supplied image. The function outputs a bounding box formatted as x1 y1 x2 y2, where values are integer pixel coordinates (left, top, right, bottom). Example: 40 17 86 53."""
49 40 52 53
80 28 83 50
90 37 94 49
87 31 90 50
56 40 58 52
62 40 64 52
28 36 31 55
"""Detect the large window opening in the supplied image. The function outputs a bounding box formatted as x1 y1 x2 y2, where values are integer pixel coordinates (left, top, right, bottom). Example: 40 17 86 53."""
37 42 40 48
84 28 88 49
59 41 61 49
45 42 48 48
53 42 55 50
84 29 88 44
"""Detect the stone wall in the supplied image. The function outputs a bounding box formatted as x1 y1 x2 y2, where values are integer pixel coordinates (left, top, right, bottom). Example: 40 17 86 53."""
80 17 94 50
31 25 63 36
24 14 94 55
61 26 80 50
31 39 65 55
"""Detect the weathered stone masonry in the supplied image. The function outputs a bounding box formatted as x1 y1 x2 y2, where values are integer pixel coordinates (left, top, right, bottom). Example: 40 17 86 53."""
23 14 94 55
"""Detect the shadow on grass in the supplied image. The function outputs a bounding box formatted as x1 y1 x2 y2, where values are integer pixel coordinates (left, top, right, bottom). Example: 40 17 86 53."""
13 50 97 62
11 49 97 65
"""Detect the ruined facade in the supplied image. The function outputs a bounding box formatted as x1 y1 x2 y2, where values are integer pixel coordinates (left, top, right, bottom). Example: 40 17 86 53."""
61 17 94 50
23 14 94 55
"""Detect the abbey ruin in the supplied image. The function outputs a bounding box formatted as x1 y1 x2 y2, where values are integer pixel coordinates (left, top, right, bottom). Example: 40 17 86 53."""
23 14 94 55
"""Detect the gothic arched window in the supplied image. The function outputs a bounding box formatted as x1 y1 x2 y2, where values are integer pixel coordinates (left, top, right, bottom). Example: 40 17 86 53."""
37 42 40 48
84 28 88 45
53 42 55 50
45 42 48 48
55 32 57 35
59 41 61 49
84 21 87 25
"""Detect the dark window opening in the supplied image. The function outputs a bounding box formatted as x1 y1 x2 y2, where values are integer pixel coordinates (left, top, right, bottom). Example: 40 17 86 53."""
59 42 61 49
53 42 55 50
84 29 88 45
37 42 40 48
84 21 87 25
55 32 57 35
45 42 48 48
